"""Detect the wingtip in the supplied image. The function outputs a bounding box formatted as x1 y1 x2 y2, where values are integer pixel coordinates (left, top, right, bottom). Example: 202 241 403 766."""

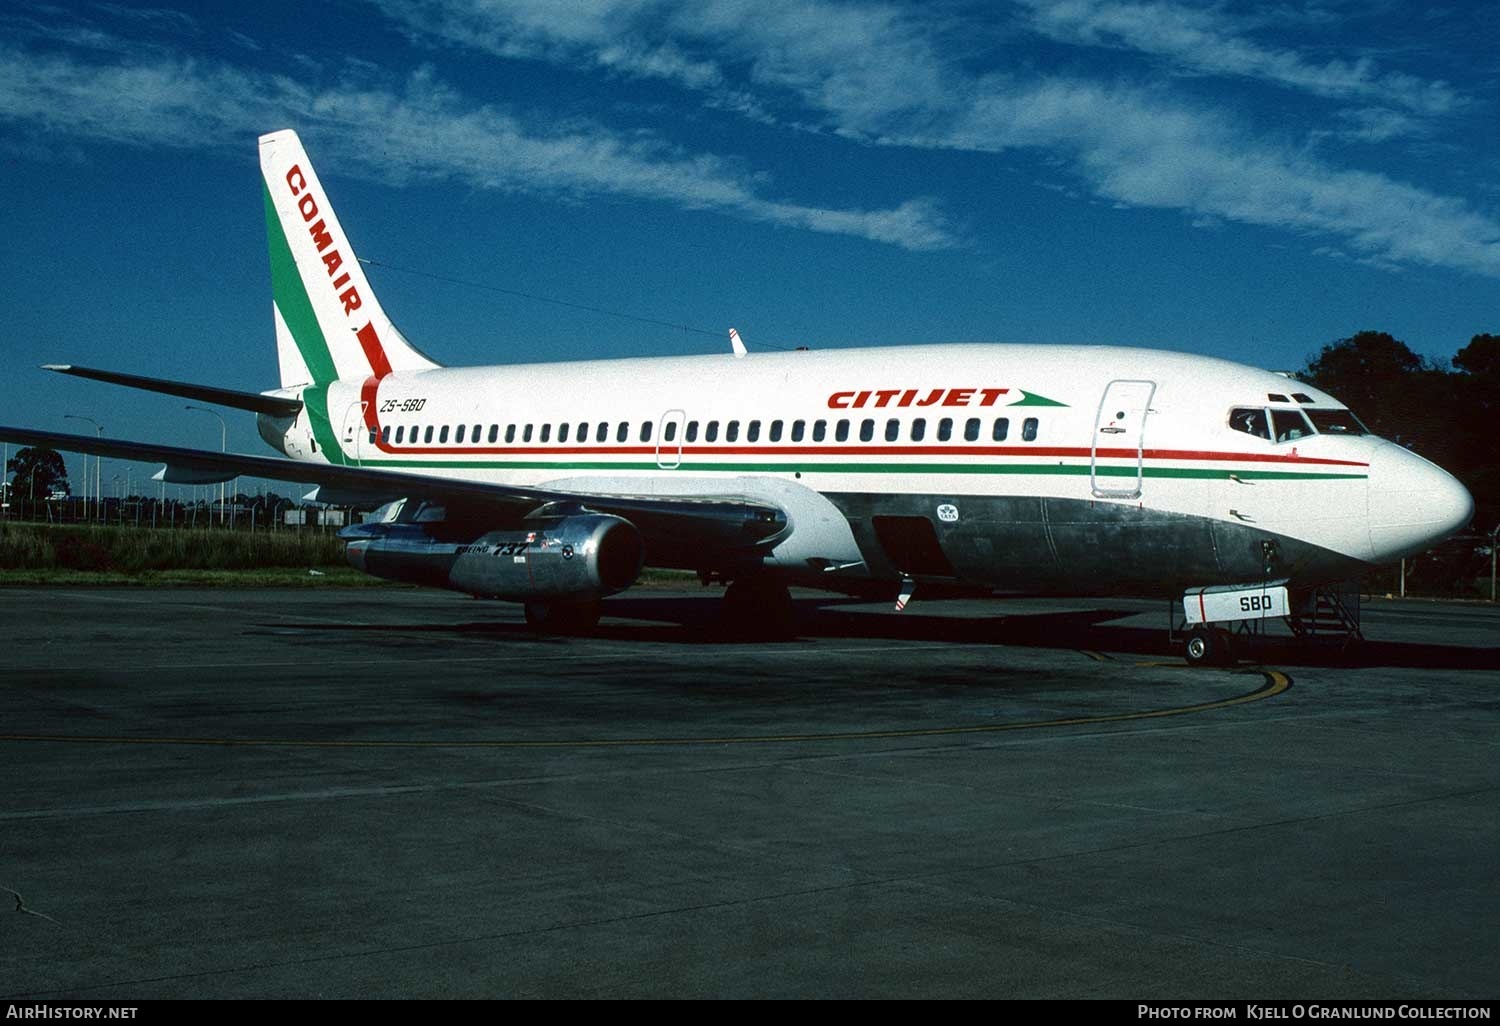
40 363 72 371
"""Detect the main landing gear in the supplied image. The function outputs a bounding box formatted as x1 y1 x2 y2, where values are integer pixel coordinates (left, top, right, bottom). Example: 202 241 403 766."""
524 599 602 635
719 577 796 639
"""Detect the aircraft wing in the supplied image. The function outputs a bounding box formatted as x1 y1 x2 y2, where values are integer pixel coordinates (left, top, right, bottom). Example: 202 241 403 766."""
0 426 788 555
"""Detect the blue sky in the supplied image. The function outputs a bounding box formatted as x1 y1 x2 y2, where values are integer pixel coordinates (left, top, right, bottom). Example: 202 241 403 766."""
1 0 1497 495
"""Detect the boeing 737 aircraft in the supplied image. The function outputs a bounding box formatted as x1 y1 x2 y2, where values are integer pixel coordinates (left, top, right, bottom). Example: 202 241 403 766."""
0 130 1475 662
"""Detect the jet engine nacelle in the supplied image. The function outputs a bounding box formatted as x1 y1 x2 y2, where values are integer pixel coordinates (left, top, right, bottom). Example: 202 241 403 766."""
344 513 644 601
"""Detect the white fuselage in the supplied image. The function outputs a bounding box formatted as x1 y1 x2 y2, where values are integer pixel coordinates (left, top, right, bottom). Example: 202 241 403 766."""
261 343 1473 593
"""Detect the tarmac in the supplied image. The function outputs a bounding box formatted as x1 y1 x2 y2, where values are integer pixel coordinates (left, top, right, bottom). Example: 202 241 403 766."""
0 586 1496 998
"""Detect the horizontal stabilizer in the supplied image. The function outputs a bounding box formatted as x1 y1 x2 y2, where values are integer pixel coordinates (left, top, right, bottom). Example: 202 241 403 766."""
42 364 303 418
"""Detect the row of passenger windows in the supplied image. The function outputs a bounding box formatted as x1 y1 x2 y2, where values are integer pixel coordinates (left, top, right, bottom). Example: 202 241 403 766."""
371 416 1043 447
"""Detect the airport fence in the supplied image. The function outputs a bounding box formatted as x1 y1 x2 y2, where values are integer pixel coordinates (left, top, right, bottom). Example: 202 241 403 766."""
0 494 352 532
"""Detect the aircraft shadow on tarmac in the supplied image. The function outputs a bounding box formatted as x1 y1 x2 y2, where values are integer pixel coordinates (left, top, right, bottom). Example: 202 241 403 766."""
259 594 1499 671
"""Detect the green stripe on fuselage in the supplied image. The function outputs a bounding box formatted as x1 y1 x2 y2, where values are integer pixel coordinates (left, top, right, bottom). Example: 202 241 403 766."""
310 453 1365 480
264 183 338 386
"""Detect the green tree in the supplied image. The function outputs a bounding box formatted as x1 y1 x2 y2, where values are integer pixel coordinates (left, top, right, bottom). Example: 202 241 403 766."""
5 447 70 503
1302 330 1440 451
1451 333 1499 533
1453 333 1500 380
1303 330 1491 537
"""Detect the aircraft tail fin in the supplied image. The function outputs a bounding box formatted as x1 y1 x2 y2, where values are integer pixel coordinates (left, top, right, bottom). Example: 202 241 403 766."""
259 129 440 389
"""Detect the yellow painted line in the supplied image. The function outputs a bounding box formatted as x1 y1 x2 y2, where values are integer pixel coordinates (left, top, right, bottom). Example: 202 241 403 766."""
0 670 1292 750
1080 650 1112 663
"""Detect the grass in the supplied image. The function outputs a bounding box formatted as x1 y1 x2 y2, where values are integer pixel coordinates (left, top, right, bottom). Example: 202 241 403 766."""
0 566 392 587
0 522 354 584
0 522 707 589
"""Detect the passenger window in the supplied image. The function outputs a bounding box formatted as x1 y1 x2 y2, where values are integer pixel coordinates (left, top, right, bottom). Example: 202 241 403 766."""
367 428 377 444
791 420 805 442
911 419 926 442
505 425 516 444
395 426 404 444
439 425 449 443
706 421 719 443
424 426 434 444
770 420 783 442
523 424 533 443
380 426 391 443
472 423 481 442
813 420 827 442
686 421 699 443
663 421 676 442
615 422 627 443
726 421 739 443
747 420 760 443
859 419 874 442
1022 418 1038 441
1271 409 1312 442
540 424 551 443
456 425 466 443
488 425 499 443
993 418 1008 441
1229 407 1271 440
937 418 952 442
558 423 570 443
964 418 980 442
835 420 850 442
641 421 654 443
885 419 899 442
597 423 609 443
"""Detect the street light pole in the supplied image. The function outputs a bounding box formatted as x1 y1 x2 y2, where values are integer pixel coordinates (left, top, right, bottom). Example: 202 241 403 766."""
184 406 227 525
64 415 103 523
1491 525 1498 603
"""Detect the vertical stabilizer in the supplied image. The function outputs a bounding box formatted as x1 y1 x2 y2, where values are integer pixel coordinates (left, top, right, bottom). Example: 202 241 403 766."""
259 129 439 388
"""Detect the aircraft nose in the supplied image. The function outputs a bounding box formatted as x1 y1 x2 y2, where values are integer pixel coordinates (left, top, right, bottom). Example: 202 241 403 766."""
1367 443 1473 561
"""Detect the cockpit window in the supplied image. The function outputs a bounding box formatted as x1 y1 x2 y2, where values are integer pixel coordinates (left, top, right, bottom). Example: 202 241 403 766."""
1306 409 1368 436
1271 408 1313 442
1229 407 1271 440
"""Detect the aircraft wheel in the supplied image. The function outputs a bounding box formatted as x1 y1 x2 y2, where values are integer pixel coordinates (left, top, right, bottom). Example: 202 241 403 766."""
1184 626 1231 667
720 578 795 639
524 599 601 635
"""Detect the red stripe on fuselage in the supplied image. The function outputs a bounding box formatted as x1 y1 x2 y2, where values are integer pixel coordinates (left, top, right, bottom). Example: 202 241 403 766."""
359 441 1369 467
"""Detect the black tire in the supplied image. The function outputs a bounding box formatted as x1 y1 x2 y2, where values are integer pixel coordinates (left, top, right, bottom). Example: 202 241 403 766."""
1184 626 1228 667
524 599 601 635
720 578 796 639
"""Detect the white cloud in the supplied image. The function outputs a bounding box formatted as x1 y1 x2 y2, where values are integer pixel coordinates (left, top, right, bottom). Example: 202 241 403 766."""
368 0 1500 279
0 42 957 251
1016 0 1461 115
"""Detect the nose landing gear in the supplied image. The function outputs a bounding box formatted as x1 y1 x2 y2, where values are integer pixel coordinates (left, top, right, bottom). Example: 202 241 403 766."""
1183 626 1234 667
